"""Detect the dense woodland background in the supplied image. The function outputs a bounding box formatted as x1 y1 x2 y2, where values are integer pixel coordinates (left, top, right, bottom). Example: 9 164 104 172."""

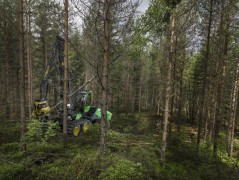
1 0 239 179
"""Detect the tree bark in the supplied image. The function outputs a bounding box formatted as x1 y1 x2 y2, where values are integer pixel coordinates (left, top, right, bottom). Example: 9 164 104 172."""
139 79 142 113
100 0 110 156
235 100 239 133
3 18 10 119
134 63 141 112
0 69 3 110
63 0 69 146
44 36 48 69
177 63 184 132
27 4 33 118
228 60 239 157
161 10 175 165
169 39 177 142
18 0 26 152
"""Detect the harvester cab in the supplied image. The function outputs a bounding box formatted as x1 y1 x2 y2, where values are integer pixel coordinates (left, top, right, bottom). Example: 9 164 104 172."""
75 91 92 113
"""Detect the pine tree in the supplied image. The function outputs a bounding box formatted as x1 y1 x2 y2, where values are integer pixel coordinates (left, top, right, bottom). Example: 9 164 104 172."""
18 0 26 152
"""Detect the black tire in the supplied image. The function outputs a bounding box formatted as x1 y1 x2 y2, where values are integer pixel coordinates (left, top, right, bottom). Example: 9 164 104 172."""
67 121 81 136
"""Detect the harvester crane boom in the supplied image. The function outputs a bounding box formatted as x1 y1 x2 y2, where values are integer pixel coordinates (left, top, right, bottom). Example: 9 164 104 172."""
40 36 64 100
32 36 64 117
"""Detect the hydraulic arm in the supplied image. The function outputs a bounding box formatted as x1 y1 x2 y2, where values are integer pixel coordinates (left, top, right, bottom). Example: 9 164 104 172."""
32 36 64 117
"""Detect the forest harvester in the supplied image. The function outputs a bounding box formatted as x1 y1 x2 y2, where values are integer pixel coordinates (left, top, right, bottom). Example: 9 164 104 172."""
32 36 112 136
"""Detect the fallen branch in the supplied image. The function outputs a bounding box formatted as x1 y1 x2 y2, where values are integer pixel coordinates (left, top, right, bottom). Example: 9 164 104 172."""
0 158 16 165
113 140 153 146
45 153 69 157
26 157 46 167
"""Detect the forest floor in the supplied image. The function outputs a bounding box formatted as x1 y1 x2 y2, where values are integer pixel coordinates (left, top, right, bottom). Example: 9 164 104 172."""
0 113 239 179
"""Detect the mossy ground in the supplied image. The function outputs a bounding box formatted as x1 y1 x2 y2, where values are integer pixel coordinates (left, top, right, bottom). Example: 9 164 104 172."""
0 113 238 179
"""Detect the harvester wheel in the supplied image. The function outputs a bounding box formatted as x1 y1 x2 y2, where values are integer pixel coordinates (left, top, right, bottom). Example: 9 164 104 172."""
67 121 81 136
82 120 92 133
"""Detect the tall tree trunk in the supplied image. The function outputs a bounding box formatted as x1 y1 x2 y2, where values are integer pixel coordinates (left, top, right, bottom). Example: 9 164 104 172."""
235 100 239 132
169 43 177 142
176 33 186 132
161 10 175 165
228 60 239 157
18 0 26 152
139 79 141 113
134 64 141 112
44 36 48 68
0 69 3 110
63 0 69 146
151 86 155 113
196 0 213 156
117 93 120 114
124 68 130 115
4 19 10 119
27 6 33 118
100 0 110 156
92 78 96 105
213 0 231 157
204 71 213 143
12 70 16 115
177 64 184 132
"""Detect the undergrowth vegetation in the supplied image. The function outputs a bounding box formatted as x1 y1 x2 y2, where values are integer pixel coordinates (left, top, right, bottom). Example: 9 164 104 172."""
0 114 238 179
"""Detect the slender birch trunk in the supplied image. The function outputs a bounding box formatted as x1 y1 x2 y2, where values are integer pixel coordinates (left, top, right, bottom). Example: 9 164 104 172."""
161 10 175 165
100 0 110 156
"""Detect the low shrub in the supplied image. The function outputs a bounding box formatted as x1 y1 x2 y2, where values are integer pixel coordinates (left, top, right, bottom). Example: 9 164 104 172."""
128 146 161 177
22 119 60 145
99 154 143 180
159 163 189 180
0 163 26 179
